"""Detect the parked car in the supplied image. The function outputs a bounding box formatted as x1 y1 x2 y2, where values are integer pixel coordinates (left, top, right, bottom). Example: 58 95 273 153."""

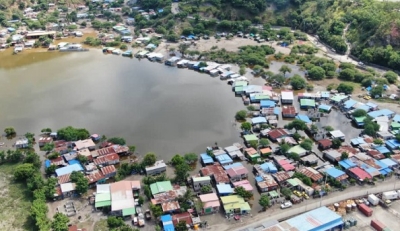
281 201 293 209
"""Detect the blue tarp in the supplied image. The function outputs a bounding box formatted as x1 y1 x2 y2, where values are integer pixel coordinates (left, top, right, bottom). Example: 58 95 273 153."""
326 167 346 178
339 159 356 170
344 99 357 109
68 159 81 165
255 176 264 182
295 114 311 123
45 159 51 168
200 153 214 165
260 100 276 108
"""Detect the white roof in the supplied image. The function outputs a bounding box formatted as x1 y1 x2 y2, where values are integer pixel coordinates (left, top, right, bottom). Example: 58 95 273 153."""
281 91 294 100
145 160 166 171
60 183 76 193
74 139 95 150
97 184 111 194
330 130 345 138
374 116 389 123
111 181 135 211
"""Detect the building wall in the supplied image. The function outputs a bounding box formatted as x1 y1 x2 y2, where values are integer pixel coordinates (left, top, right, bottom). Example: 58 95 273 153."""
146 166 166 175
193 180 211 191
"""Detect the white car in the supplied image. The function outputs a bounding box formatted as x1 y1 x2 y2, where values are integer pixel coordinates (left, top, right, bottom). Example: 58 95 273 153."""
280 202 293 209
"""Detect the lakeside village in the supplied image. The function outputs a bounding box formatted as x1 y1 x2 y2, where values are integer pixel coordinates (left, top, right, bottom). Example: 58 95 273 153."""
7 73 400 231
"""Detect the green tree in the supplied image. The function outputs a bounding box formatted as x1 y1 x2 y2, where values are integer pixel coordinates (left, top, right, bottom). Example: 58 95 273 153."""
370 85 384 98
176 221 188 231
248 140 258 149
41 128 52 133
107 137 126 145
57 126 89 141
384 71 397 84
14 163 36 181
288 152 301 161
352 109 367 117
331 138 342 149
286 119 307 131
373 139 384 145
300 139 313 151
171 154 185 166
48 152 60 160
336 83 354 94
339 69 356 81
107 216 125 228
235 110 247 121
324 126 334 132
307 66 326 80
290 74 307 90
43 143 55 152
292 132 301 141
46 164 57 175
150 204 163 219
200 185 212 194
52 213 69 231
4 127 16 136
178 43 190 57
280 187 292 198
259 138 270 147
70 171 88 194
138 196 144 205
279 65 292 77
259 195 270 210
142 152 157 166
184 153 198 164
175 163 190 183
234 186 253 200
24 151 41 169
340 152 349 160
77 155 88 164
241 122 252 131
279 143 291 154
129 145 136 153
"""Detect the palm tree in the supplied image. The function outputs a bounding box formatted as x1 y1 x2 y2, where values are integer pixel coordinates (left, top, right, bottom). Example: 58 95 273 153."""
279 65 292 77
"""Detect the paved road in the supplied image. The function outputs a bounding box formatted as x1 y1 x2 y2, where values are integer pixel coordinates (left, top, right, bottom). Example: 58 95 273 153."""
232 178 400 231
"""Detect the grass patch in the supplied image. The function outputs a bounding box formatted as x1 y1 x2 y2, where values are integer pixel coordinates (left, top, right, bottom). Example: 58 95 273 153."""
94 219 108 231
0 164 35 230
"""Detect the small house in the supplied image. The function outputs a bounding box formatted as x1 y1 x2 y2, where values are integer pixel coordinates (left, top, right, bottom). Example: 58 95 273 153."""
200 153 214 166
100 165 117 178
216 183 234 196
282 106 297 118
224 145 245 160
60 183 76 198
386 139 400 151
244 147 260 162
325 167 348 183
150 181 173 196
15 138 29 149
93 153 120 166
300 99 316 109
200 164 230 184
295 114 312 124
145 160 167 175
347 167 372 182
353 116 366 127
55 163 83 177
177 59 189 68
226 165 248 182
329 130 345 141
220 195 251 215
260 147 272 157
162 201 180 213
260 100 276 109
318 139 332 150
318 104 332 113
255 175 278 192
268 128 290 142
299 167 324 182
165 57 180 66
161 215 174 231
251 117 267 125
232 180 253 192
199 193 220 214
281 90 294 104
215 154 233 166
74 139 96 151
192 176 211 191
288 145 307 157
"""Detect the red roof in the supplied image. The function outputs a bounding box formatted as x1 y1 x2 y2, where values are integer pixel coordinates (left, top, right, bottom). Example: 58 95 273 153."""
299 168 323 182
367 150 385 160
50 156 66 166
278 160 295 171
68 225 87 231
100 165 117 176
226 166 248 177
172 212 193 226
93 153 119 165
281 106 296 115
200 164 230 184
58 173 71 184
318 139 332 148
272 171 291 182
95 147 116 157
85 170 105 184
268 128 289 140
338 146 358 155
349 167 372 180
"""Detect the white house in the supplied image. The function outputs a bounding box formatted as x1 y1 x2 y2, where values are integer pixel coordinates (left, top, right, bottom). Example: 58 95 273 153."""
281 90 294 104
145 160 167 175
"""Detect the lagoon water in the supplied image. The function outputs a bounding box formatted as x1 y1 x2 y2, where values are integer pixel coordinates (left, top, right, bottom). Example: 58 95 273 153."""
0 51 245 158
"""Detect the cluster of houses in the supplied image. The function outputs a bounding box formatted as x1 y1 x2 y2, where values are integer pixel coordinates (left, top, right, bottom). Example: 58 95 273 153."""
42 135 132 199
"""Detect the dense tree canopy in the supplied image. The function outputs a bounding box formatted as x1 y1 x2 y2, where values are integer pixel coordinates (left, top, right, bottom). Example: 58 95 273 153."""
57 126 90 141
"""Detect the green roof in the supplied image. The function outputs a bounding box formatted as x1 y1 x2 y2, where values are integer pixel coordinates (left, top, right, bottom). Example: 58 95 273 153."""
286 178 299 187
391 122 400 129
122 207 136 216
300 99 316 107
243 134 258 142
330 95 348 102
235 86 244 92
150 181 173 195
268 190 279 198
193 176 211 182
95 200 111 208
95 193 111 202
354 116 366 123
235 81 248 87
288 145 307 155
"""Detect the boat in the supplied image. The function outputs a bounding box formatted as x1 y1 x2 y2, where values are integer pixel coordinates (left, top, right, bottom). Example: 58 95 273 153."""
122 50 133 57
59 44 88 52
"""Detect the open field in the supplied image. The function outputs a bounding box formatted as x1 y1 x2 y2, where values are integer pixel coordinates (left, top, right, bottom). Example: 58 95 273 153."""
0 164 34 231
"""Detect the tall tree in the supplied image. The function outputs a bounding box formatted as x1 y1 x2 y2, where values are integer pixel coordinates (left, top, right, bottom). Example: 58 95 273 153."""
52 213 69 231
142 152 157 166
279 65 292 77
259 195 270 210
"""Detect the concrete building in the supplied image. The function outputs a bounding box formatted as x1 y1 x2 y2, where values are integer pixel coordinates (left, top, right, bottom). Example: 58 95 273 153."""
145 160 167 175
220 195 251 215
192 176 211 191
281 90 294 104
199 193 220 215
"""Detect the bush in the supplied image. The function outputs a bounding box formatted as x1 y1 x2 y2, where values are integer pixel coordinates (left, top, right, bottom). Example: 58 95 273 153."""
336 83 354 94
120 44 127 50
235 110 247 121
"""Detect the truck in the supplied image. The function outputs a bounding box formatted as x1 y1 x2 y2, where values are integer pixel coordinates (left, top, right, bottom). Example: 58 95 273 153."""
145 209 151 220
368 194 379 206
138 213 145 227
382 191 398 201
371 219 386 231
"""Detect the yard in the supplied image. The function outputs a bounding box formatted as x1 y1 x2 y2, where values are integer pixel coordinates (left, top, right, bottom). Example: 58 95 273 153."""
0 164 34 231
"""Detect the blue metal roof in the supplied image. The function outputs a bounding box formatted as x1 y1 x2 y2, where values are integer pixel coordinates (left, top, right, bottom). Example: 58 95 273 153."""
55 163 83 176
68 159 81 165
252 117 267 124
161 215 175 231
350 137 366 146
295 114 311 123
216 154 233 165
368 109 395 118
259 162 277 173
216 184 233 194
321 91 330 98
393 114 400 123
366 102 378 109
386 139 400 150
344 99 357 109
381 158 397 167
318 104 332 111
326 167 345 178
255 176 264 182
223 162 243 170
273 107 280 115
260 100 276 108
339 159 356 170
200 153 214 164
360 163 379 175
357 105 370 112
374 145 390 154
285 207 343 231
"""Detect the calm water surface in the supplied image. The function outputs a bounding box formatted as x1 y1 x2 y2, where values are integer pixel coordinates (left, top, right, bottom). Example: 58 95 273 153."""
0 51 245 158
